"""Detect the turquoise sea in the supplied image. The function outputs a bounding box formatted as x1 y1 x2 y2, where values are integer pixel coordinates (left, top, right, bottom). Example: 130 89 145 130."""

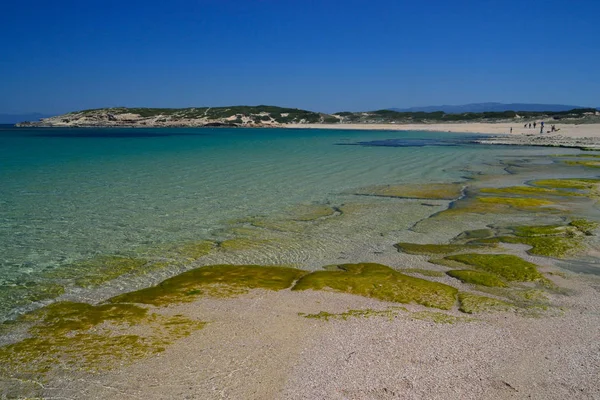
0 126 596 321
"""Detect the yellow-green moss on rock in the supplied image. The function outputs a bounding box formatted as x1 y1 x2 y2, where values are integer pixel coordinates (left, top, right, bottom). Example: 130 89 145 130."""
531 178 600 190
354 183 464 200
289 204 336 221
458 292 514 314
570 219 598 235
411 310 468 324
400 268 446 277
465 220 594 258
476 197 554 208
0 301 205 378
446 270 508 287
394 242 494 255
564 160 600 168
444 254 544 282
492 236 581 258
109 265 307 306
300 307 406 321
480 186 583 197
292 263 458 310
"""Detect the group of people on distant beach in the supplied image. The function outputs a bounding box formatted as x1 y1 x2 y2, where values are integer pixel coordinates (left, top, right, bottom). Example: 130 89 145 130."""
513 121 559 134
523 121 545 134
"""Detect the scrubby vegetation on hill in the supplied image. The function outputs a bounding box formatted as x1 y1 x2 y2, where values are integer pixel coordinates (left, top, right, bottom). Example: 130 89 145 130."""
17 105 600 127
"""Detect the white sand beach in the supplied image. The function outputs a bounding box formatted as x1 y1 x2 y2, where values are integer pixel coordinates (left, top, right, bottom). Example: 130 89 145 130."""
290 122 600 138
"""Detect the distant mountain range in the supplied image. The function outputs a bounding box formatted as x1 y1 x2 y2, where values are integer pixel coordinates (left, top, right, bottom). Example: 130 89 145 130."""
390 103 599 114
0 113 52 124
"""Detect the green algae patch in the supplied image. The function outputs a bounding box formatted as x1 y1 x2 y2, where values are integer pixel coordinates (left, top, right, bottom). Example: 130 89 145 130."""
292 263 458 310
531 178 600 190
27 301 149 334
411 311 469 324
400 268 445 277
435 195 560 219
454 229 496 241
570 219 598 235
446 270 507 287
473 286 551 313
512 224 574 237
458 292 514 314
444 254 543 282
46 256 149 288
493 236 582 258
354 183 463 200
0 301 205 381
395 242 495 256
476 197 554 208
464 220 594 258
0 283 65 317
299 307 407 321
479 186 582 197
289 204 336 221
564 160 600 168
109 265 307 306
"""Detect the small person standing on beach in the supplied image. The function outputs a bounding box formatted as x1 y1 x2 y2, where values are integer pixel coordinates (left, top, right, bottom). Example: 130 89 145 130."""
533 122 537 129
529 123 532 128
510 127 513 133
524 123 527 128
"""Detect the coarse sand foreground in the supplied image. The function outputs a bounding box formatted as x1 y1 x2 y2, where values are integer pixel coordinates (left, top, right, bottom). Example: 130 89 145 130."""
42 276 600 400
290 122 600 138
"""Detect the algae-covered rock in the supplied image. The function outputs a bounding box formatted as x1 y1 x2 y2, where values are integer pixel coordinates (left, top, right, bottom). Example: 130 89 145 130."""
0 301 204 378
564 160 600 168
446 270 507 287
395 242 494 256
292 263 458 310
410 310 468 324
289 204 336 221
444 254 544 282
300 307 406 321
458 292 514 314
400 268 446 277
490 236 582 258
476 197 555 208
569 219 598 235
512 224 574 237
354 183 464 200
531 178 600 190
479 186 583 197
109 265 307 306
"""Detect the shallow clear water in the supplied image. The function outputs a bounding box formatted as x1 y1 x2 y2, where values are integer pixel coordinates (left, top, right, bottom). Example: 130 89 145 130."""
0 126 590 319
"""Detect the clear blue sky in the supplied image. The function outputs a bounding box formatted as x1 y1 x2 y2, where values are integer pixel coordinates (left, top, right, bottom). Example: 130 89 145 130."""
2 0 599 114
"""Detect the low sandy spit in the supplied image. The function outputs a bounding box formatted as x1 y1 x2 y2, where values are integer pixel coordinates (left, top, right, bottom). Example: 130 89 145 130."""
289 123 600 138
288 123 600 149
